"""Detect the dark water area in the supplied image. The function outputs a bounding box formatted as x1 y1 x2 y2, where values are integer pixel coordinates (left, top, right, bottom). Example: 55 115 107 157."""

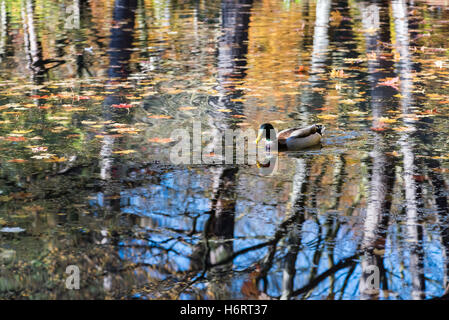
0 0 449 300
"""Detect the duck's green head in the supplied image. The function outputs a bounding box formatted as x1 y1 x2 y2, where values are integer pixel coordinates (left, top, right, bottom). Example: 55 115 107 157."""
255 123 275 144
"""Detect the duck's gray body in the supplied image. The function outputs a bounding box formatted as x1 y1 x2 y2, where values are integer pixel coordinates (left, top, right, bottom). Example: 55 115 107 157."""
267 124 325 151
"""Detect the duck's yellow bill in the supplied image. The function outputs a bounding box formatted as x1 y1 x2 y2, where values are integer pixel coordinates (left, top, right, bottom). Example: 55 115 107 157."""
256 160 270 168
255 131 263 145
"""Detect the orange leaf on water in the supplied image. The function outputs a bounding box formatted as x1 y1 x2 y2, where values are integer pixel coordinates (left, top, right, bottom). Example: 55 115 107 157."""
112 104 133 109
148 114 172 119
377 77 400 90
8 159 27 163
179 106 197 111
6 136 26 142
112 150 136 155
30 95 49 99
148 138 173 144
371 126 387 132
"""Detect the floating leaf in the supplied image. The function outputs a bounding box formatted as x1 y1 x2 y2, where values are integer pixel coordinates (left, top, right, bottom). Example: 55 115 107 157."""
377 77 400 90
45 156 67 162
148 114 172 119
8 159 27 163
431 155 449 160
112 150 136 155
12 130 33 134
317 114 338 120
5 136 26 142
330 68 346 78
330 10 343 27
378 117 397 124
148 138 173 144
179 106 197 111
348 110 367 116
340 99 357 105
31 153 54 159
371 127 387 132
81 120 97 125
31 146 48 153
393 126 413 132
344 58 364 64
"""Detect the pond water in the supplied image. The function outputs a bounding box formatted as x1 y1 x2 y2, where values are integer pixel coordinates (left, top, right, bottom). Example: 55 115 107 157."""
0 0 449 300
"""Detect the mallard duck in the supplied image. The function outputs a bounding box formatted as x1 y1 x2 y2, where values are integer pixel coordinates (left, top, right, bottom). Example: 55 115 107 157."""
255 123 325 151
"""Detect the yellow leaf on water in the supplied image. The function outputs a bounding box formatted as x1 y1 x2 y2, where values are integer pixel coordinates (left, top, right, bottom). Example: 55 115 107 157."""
340 99 357 105
148 114 172 119
330 10 343 26
378 117 397 124
426 93 444 100
230 98 246 102
45 156 67 162
217 109 232 113
317 114 338 120
48 116 69 121
179 106 197 111
348 110 367 116
112 150 136 155
12 130 33 134
142 91 158 97
64 106 87 111
81 120 97 125
431 155 449 160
